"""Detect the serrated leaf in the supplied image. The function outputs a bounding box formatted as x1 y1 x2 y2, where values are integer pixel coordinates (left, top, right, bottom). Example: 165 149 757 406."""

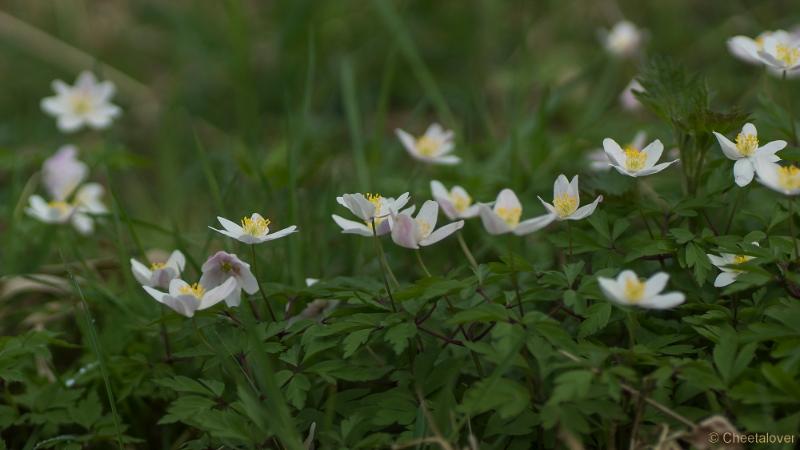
384 322 416 355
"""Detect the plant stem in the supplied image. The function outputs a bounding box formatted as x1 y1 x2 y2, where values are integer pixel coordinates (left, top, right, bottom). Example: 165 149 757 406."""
789 199 799 262
372 218 397 312
567 220 573 258
784 70 798 145
507 236 524 316
456 230 478 271
725 187 747 234
415 249 432 277
250 244 276 322
625 310 638 350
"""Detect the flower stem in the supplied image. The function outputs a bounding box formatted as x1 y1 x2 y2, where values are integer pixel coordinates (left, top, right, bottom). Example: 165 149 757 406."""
415 249 432 277
372 219 397 312
250 244 276 322
783 70 798 145
567 221 573 258
789 199 799 262
507 236 524 316
625 310 638 349
456 230 478 271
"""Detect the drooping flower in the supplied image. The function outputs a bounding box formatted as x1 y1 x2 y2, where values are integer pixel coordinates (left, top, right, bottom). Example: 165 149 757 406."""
430 180 479 220
756 35 800 73
211 213 298 244
395 124 460 165
713 123 785 187
538 175 602 222
754 161 800 195
601 20 643 58
142 277 238 317
41 71 121 133
478 189 554 236
131 250 186 289
588 131 647 171
390 200 464 249
603 137 678 177
598 271 685 309
332 192 412 236
199 251 258 307
619 78 644 111
42 145 87 200
707 243 759 288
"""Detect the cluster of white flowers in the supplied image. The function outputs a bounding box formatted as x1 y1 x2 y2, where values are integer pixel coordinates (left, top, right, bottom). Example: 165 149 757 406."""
728 29 800 75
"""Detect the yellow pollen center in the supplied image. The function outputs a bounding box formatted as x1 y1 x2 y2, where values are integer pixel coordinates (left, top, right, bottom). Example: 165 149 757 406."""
450 192 472 213
221 261 233 272
777 165 800 190
776 44 800 67
71 95 92 115
365 193 386 227
496 206 521 228
733 255 749 265
150 262 166 270
623 277 645 303
415 136 441 157
416 219 432 237
624 146 646 171
756 36 765 49
735 133 758 156
179 283 205 299
553 193 578 218
241 216 270 236
47 201 72 214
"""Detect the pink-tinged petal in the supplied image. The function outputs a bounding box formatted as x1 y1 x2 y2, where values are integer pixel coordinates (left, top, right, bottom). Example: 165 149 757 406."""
461 204 480 219
513 214 555 235
642 292 685 309
166 250 186 272
733 159 755 187
478 204 511 235
240 270 259 295
436 197 458 221
420 220 464 246
391 213 420 249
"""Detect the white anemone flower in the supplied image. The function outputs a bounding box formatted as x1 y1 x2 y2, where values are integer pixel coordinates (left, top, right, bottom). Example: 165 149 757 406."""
756 35 800 73
142 277 238 318
603 137 678 177
332 192 412 236
754 161 800 196
588 131 647 171
25 182 105 235
41 71 121 133
713 123 785 187
390 200 464 249
707 243 759 288
42 145 87 200
199 251 258 307
598 271 685 309
601 20 643 58
728 30 795 64
619 78 644 111
211 213 298 244
25 196 75 225
430 180 479 220
478 189 554 236
131 250 186 289
395 123 460 165
538 175 602 222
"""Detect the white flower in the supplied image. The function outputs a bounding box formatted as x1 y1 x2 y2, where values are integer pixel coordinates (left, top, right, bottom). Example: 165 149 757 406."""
25 196 75 225
390 200 464 249
598 271 685 309
395 123 460 165
430 180 479 220
728 30 794 64
199 251 258 307
142 277 238 318
332 192 412 236
602 20 643 58
757 35 800 73
603 137 678 177
538 175 602 222
211 213 298 244
620 78 644 111
41 71 121 133
713 123 785 187
131 250 186 289
25 182 105 235
42 145 87 200
478 189 553 236
707 243 759 288
754 161 800 195
588 131 647 171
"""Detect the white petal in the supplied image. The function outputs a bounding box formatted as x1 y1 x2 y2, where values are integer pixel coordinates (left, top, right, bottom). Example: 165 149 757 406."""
642 140 664 168
143 285 168 304
166 250 186 272
130 259 153 286
332 214 372 235
733 159 755 187
603 138 626 166
568 195 602 220
714 272 738 288
513 214 555 235
391 213 420 249
598 277 624 303
494 189 521 213
478 204 511 235
217 216 244 235
430 180 448 199
756 140 787 157
416 200 439 231
395 129 418 156
199 277 239 310
420 220 464 246
742 122 757 137
713 132 742 160
554 174 570 197
263 225 298 241
642 292 685 309
643 272 669 298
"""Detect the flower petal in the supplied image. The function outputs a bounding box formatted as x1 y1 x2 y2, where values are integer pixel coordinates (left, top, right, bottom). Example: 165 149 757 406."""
713 132 742 160
513 214 555 235
391 213 420 249
642 292 685 309
420 220 464 246
603 138 626 166
733 159 755 187
568 195 602 221
642 139 664 168
478 204 511 235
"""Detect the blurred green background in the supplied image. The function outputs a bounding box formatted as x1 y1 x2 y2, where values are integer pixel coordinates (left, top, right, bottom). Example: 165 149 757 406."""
1 0 799 285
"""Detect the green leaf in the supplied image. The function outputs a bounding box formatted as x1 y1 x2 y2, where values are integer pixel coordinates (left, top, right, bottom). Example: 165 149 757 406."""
460 378 529 419
342 328 373 358
384 322 417 355
578 302 612 338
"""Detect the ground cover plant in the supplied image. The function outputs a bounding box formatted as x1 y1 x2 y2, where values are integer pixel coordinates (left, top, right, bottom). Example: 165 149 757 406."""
2 1 800 449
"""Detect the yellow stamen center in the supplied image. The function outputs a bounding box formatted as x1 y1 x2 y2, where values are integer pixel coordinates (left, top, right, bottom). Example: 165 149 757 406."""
776 44 800 67
415 136 441 157
496 206 521 228
755 36 765 49
735 133 758 156
70 95 92 115
221 261 233 272
623 277 645 303
449 191 472 213
150 262 166 270
179 283 205 299
733 255 749 265
241 215 270 236
365 193 385 227
47 201 72 214
777 165 800 191
624 146 646 172
553 193 578 218
416 219 432 237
